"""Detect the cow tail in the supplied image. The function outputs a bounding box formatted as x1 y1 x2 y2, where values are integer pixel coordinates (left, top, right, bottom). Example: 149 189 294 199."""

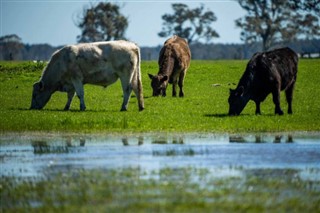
135 45 144 111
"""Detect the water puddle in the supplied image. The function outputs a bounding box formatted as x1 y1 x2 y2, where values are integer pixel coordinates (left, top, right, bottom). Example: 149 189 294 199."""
1 133 320 181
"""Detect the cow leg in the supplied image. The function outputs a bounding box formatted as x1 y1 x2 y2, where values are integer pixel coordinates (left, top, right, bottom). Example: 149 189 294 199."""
120 76 133 111
162 89 167 97
178 70 186 97
285 83 295 114
255 101 261 115
172 80 177 97
71 79 86 111
64 89 75 111
272 86 283 115
132 73 145 111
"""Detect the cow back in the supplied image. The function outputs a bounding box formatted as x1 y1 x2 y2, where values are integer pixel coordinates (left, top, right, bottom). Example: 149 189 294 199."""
239 48 297 91
158 36 191 74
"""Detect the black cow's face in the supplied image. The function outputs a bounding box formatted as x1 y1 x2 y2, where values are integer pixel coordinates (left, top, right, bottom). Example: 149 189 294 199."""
30 81 52 110
228 86 249 116
148 74 168 97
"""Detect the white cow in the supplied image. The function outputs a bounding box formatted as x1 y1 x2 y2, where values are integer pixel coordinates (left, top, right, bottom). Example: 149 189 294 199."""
30 40 144 111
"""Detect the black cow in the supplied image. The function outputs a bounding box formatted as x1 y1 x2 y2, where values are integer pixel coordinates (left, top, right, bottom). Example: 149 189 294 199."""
228 47 298 115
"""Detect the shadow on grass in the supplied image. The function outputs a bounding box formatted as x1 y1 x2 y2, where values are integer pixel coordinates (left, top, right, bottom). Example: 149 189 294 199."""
204 113 280 117
204 113 229 118
15 107 120 113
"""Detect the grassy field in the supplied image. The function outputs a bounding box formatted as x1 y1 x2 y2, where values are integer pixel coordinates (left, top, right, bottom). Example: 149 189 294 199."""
2 167 320 212
0 59 319 133
1 60 320 212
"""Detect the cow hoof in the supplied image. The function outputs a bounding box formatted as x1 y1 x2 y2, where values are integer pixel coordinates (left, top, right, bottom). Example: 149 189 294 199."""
276 110 284 115
139 107 145 111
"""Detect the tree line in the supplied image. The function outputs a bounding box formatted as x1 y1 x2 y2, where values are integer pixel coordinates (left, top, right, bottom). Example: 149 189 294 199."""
1 34 319 61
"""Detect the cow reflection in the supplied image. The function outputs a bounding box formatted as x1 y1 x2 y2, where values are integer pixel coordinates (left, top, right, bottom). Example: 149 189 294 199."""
120 136 184 146
152 136 184 144
32 138 86 154
274 135 293 143
229 135 294 143
122 136 144 146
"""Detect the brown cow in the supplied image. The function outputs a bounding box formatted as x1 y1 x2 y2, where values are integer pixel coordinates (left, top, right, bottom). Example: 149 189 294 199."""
148 35 191 97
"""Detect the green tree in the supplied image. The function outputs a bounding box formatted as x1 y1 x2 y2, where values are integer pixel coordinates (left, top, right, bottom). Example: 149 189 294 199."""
0 34 24 60
76 2 128 43
236 0 320 51
158 3 219 43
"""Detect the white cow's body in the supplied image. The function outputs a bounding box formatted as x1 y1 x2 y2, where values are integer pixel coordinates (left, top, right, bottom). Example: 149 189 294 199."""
31 40 144 111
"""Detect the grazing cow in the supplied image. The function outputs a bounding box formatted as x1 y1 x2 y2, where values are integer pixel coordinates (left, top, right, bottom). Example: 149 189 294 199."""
148 35 191 97
228 47 298 115
30 40 144 111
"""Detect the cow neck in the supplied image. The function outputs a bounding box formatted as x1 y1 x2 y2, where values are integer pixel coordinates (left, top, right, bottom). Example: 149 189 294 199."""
158 55 175 77
40 58 62 90
238 67 255 96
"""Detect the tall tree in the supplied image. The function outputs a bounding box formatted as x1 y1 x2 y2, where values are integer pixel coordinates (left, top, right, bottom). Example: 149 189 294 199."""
76 2 128 43
158 3 219 44
0 34 24 60
236 0 320 51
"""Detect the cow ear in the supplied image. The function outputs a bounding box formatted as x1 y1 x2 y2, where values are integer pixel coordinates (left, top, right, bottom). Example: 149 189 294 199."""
148 74 154 80
162 75 168 82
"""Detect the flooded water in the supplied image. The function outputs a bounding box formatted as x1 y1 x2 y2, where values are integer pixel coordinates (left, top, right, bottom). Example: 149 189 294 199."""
1 133 320 180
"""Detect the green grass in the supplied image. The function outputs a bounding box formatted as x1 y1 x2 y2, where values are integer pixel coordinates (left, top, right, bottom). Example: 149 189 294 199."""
1 60 319 212
2 167 320 212
0 59 319 133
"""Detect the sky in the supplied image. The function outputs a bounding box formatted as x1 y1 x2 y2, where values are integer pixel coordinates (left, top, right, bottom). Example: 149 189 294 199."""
1 0 246 47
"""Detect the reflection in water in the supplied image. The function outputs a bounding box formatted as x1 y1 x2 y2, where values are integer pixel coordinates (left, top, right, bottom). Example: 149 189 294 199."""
121 136 144 146
138 136 144 145
32 137 86 154
255 135 262 143
274 135 282 143
229 135 294 143
244 168 300 180
122 137 129 146
121 136 183 146
172 137 184 144
152 136 184 144
229 136 246 143
152 147 196 156
1 133 319 180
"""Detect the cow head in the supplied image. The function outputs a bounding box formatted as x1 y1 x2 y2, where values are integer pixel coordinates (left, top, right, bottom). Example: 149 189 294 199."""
228 86 250 116
30 81 52 110
148 74 168 97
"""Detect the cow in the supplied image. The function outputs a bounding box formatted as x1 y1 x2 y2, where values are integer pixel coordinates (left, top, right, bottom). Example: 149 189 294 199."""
30 40 144 111
228 47 298 116
148 35 191 97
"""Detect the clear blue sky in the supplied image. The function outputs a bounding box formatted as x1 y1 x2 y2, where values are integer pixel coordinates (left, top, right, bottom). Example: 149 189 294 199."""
1 0 246 47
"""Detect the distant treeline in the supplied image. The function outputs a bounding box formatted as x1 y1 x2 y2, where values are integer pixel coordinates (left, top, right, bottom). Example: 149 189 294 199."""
141 39 320 60
1 35 319 61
